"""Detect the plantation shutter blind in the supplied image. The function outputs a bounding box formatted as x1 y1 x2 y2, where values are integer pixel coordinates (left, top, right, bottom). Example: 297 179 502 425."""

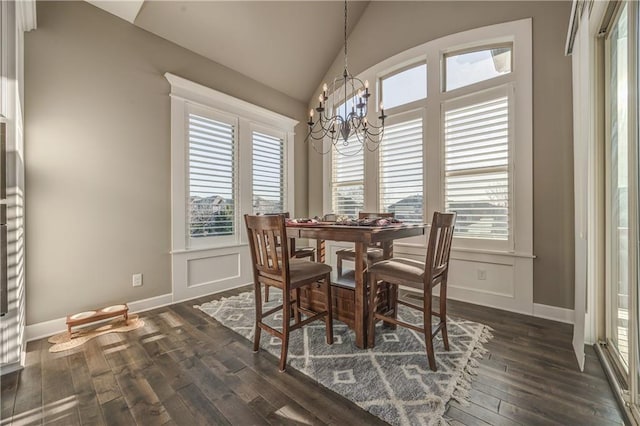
444 95 510 240
380 118 423 223
253 131 285 214
187 113 235 238
331 137 364 217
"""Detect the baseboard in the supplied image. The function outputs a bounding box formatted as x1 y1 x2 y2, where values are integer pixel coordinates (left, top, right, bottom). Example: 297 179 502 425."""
533 303 574 324
25 293 174 342
400 288 574 325
127 293 174 315
24 287 575 341
172 281 253 304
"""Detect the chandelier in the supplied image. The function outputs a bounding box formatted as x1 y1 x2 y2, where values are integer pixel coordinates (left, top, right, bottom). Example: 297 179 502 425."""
306 0 386 156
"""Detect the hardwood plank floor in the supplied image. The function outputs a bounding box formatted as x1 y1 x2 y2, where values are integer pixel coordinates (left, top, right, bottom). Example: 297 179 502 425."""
0 287 625 425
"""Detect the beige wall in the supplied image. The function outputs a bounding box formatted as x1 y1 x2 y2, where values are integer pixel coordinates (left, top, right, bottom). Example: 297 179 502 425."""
308 1 575 309
25 1 308 324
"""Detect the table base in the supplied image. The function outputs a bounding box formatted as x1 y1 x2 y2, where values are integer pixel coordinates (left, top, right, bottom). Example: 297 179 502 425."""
298 272 393 344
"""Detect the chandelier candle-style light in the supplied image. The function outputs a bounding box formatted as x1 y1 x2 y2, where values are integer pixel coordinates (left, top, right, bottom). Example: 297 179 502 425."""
306 0 386 155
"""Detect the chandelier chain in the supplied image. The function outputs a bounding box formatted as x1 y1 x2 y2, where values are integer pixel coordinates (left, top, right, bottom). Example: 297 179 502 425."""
343 0 348 71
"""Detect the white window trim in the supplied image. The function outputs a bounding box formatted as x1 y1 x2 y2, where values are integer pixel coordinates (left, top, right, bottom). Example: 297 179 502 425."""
322 18 532 257
319 19 533 316
166 73 297 253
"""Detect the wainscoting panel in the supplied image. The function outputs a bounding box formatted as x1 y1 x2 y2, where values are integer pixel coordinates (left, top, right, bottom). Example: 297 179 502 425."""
450 251 533 315
314 242 534 315
448 258 515 298
172 244 252 303
398 248 533 314
187 252 240 288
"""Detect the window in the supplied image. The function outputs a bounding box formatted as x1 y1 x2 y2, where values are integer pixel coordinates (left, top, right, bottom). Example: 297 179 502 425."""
331 137 364 217
380 117 423 223
322 20 530 256
253 131 285 214
381 63 427 109
167 73 297 253
445 45 512 91
606 2 630 369
167 73 297 301
444 91 510 240
187 113 236 238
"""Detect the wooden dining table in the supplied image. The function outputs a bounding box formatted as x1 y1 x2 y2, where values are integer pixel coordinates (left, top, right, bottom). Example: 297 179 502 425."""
286 222 425 349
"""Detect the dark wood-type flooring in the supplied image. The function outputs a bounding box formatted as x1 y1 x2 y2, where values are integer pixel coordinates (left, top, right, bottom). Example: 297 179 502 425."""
1 286 625 425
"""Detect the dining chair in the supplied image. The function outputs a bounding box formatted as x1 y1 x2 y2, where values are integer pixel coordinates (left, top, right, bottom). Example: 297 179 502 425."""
244 214 334 372
262 212 315 302
366 211 456 371
335 212 395 277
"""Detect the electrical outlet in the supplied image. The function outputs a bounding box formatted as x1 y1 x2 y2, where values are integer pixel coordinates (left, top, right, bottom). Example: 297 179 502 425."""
477 269 487 280
132 273 143 287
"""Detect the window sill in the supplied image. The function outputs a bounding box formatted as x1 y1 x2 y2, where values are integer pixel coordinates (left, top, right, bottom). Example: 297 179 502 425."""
394 242 535 259
451 246 535 259
171 243 248 255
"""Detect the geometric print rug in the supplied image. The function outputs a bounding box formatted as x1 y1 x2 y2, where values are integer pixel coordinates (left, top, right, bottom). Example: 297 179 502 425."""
195 289 492 426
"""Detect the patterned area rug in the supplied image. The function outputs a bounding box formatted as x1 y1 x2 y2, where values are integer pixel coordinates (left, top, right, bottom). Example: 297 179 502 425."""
48 315 144 353
196 290 492 426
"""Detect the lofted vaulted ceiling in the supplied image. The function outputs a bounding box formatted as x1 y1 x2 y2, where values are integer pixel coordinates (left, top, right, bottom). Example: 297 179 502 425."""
87 1 369 103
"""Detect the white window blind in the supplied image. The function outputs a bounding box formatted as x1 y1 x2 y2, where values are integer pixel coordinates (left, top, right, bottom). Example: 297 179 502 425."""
188 113 235 238
444 95 509 240
253 131 285 214
380 118 423 223
332 138 364 217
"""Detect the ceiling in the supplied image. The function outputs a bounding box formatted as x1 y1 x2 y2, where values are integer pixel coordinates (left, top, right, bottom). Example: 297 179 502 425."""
89 1 370 103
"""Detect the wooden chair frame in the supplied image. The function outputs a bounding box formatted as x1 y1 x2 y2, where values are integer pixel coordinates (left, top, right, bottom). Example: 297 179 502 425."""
367 211 456 371
245 214 333 371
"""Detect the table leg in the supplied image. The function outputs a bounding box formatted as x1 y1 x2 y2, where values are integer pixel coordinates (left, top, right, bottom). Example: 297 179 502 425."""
316 239 326 263
289 237 296 258
382 240 393 260
354 241 367 349
382 241 397 329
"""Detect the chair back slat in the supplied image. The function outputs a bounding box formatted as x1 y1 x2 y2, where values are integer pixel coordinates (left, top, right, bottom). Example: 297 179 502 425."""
424 212 456 285
259 212 290 251
245 214 290 281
